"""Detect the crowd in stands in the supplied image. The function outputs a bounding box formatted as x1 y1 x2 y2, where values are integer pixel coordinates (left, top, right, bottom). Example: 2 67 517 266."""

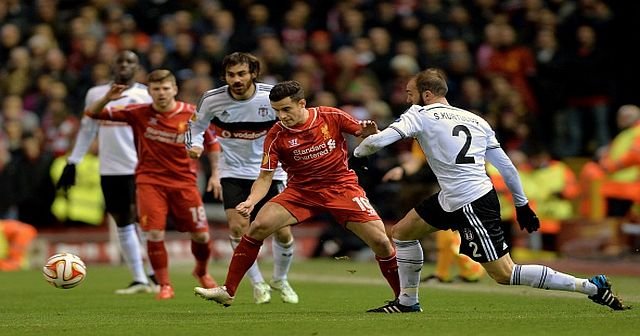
1 0 639 257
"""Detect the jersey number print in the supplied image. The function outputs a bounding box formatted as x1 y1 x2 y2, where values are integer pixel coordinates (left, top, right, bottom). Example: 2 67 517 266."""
452 125 475 164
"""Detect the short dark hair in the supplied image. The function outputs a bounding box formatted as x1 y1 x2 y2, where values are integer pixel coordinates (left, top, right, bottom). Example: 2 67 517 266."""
221 52 261 79
269 80 305 102
147 69 176 85
415 68 448 97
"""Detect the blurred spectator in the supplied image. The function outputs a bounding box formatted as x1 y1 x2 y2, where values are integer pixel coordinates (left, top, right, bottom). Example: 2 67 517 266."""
281 2 310 55
366 27 393 85
167 32 197 74
523 145 580 251
532 28 567 149
0 23 22 65
196 33 226 81
442 4 479 48
451 76 489 116
254 31 293 82
50 140 104 226
417 24 448 70
599 105 640 217
308 30 338 90
1 95 40 133
486 75 532 151
41 98 79 158
6 131 56 228
481 23 538 114
444 39 475 99
385 54 419 115
0 46 32 97
560 24 612 157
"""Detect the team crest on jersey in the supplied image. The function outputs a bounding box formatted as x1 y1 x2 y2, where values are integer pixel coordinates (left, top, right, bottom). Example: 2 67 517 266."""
258 105 270 117
320 123 331 140
462 228 474 241
287 138 299 147
149 117 158 125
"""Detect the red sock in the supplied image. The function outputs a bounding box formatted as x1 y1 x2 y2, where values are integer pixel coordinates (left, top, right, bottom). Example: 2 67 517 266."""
148 240 170 285
376 253 400 298
225 235 262 296
191 240 212 276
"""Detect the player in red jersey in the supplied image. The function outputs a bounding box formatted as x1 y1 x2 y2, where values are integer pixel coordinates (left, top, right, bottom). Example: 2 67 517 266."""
85 69 217 300
194 80 401 310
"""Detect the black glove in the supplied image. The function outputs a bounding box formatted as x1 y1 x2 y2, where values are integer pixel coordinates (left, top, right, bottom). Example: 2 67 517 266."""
56 163 77 191
348 154 369 175
515 203 540 233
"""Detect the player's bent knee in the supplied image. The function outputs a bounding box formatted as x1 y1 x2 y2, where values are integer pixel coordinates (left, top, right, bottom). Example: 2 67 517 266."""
248 221 275 241
274 227 293 243
190 231 210 243
229 225 245 238
368 237 395 256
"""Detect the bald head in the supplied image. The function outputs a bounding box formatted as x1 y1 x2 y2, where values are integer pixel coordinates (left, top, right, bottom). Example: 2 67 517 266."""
617 105 640 130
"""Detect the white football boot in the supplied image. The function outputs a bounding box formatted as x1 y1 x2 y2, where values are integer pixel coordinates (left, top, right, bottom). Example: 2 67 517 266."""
194 286 234 306
270 279 299 304
253 281 272 304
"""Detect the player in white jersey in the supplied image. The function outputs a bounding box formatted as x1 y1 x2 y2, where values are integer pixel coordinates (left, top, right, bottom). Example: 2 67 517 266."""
186 52 298 304
56 51 157 294
355 68 629 313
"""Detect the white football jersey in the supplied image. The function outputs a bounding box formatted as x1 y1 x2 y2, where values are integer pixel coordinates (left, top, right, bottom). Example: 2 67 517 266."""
68 83 151 175
189 83 286 180
390 103 499 211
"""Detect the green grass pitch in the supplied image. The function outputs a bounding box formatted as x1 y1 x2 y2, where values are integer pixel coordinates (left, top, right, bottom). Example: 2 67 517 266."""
1 258 638 336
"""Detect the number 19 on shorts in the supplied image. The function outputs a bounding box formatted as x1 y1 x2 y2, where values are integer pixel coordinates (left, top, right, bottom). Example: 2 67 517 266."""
353 197 376 215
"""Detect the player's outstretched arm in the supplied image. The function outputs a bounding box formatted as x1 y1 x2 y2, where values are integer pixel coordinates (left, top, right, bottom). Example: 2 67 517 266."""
485 147 528 206
354 127 403 157
236 170 275 218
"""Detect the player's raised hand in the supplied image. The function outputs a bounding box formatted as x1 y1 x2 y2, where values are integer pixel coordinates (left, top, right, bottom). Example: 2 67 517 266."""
106 84 129 101
358 120 379 138
187 146 203 159
236 201 255 218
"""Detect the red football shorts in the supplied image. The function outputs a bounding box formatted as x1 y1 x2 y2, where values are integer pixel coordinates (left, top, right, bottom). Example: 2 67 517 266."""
269 182 380 225
136 183 209 233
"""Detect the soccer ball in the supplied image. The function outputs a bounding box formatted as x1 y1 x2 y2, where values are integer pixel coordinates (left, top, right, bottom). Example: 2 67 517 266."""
42 253 87 289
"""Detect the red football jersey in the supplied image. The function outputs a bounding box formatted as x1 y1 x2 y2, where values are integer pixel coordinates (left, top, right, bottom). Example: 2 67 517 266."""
261 106 361 188
91 101 199 187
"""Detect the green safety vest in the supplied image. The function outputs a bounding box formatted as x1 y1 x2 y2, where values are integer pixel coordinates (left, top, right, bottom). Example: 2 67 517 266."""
529 163 574 220
50 155 105 226
608 126 640 182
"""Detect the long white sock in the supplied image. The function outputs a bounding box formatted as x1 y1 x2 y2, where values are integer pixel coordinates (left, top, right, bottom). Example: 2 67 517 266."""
134 223 155 278
272 238 294 282
510 264 598 295
117 224 148 284
394 239 423 306
230 236 265 285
